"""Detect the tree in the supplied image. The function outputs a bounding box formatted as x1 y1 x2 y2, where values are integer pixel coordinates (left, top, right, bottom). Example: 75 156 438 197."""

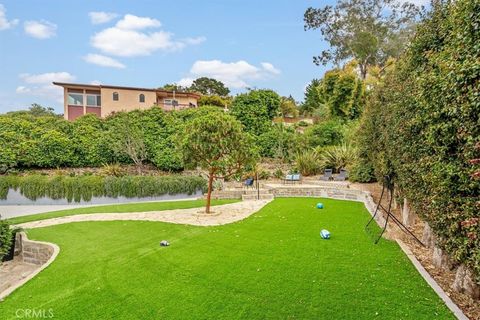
158 83 188 92
304 0 420 79
189 77 230 96
301 79 324 115
198 95 231 108
230 89 281 136
6 103 58 117
279 96 299 118
182 111 258 213
108 114 147 172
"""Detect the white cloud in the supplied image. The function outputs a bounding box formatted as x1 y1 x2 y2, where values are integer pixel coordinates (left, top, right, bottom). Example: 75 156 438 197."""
115 14 161 30
89 11 118 25
90 14 205 57
90 80 102 85
177 77 194 87
83 53 126 69
261 62 281 75
20 72 75 84
24 20 57 39
16 72 75 103
0 4 18 30
179 60 281 88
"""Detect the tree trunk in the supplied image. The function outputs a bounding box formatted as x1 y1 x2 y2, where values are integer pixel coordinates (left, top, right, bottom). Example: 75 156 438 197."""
360 63 367 80
205 170 214 214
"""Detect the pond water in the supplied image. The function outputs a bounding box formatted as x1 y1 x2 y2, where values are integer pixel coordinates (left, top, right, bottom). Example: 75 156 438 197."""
0 189 203 205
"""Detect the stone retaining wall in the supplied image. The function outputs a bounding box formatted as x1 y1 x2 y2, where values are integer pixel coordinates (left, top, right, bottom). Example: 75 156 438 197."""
15 232 55 265
272 187 366 202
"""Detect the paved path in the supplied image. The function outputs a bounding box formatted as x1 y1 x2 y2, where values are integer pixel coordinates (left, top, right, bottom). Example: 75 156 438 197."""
15 200 272 229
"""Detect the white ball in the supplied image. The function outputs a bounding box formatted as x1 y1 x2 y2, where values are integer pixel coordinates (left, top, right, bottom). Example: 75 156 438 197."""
320 229 331 239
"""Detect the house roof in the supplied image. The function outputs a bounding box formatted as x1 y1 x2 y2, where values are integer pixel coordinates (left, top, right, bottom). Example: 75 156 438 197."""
52 82 201 98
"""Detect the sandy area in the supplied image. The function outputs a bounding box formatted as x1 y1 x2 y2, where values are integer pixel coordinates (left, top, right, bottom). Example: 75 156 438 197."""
15 200 272 230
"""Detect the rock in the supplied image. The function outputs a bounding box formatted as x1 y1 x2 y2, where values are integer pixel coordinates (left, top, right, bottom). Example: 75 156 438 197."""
422 223 435 249
452 264 480 300
432 246 455 271
401 198 416 227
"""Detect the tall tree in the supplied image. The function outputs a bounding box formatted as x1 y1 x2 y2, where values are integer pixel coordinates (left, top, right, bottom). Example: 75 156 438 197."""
304 0 420 79
158 83 188 92
302 79 324 116
182 111 257 213
189 77 230 96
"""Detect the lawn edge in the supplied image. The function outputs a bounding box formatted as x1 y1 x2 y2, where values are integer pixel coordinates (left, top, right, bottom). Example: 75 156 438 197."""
396 239 468 320
361 190 466 319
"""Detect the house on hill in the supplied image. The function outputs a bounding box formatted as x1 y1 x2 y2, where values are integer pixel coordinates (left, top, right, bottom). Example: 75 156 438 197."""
53 82 201 121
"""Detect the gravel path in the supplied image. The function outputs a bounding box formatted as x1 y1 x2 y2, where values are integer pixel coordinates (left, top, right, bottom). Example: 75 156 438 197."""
15 200 272 229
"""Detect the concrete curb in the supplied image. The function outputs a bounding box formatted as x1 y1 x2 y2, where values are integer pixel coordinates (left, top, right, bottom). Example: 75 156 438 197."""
359 191 468 320
396 239 468 320
0 233 60 301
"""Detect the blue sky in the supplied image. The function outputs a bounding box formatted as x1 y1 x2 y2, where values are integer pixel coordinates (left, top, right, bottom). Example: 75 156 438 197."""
0 0 339 113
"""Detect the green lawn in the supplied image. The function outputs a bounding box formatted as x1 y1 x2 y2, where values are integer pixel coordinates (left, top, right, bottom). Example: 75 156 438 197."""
8 199 238 225
0 198 453 319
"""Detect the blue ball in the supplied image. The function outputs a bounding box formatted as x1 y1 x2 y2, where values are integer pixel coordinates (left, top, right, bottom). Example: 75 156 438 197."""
320 229 331 239
316 203 324 209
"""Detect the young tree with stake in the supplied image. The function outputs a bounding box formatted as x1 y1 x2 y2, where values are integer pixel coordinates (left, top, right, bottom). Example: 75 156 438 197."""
182 111 258 213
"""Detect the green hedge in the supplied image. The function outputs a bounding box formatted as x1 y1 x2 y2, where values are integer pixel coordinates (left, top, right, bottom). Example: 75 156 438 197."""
358 0 480 280
0 175 207 203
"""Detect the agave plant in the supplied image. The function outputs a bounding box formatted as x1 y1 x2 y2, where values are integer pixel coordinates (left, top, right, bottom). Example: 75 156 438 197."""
295 149 323 176
318 144 357 172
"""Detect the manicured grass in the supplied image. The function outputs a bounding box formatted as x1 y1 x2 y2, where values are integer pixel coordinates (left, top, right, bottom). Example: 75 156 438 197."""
0 198 453 319
8 199 239 225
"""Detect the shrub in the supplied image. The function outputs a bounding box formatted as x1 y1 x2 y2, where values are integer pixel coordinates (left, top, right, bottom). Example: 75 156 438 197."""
349 161 375 183
295 150 322 176
100 163 126 177
256 124 296 160
257 170 271 180
198 96 230 108
318 144 357 172
302 120 344 148
358 0 480 280
273 168 284 179
0 215 13 261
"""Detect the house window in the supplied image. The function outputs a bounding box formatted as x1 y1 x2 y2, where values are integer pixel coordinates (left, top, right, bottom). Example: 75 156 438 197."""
113 92 119 101
163 99 178 106
68 93 83 106
139 94 145 103
87 94 101 107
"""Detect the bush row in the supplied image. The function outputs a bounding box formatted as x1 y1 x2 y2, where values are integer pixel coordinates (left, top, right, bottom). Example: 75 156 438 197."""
0 174 207 202
358 0 480 279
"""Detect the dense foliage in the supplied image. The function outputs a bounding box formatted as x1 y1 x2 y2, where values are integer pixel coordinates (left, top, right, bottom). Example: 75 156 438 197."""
0 216 13 261
230 89 281 136
0 108 186 172
0 174 207 202
189 77 230 96
358 0 480 279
